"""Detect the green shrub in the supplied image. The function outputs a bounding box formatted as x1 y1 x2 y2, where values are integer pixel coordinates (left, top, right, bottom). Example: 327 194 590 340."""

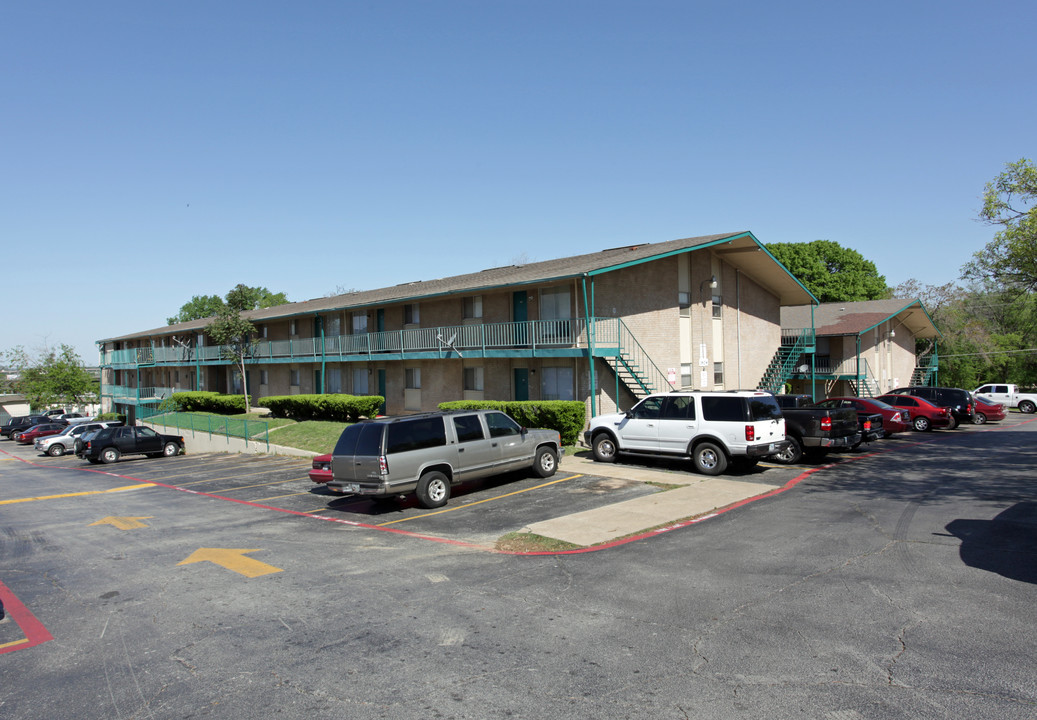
437 400 585 445
95 412 126 423
258 394 385 422
164 391 247 414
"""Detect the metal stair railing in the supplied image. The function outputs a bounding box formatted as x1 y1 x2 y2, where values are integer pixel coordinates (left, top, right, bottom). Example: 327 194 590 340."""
594 318 676 398
758 328 813 393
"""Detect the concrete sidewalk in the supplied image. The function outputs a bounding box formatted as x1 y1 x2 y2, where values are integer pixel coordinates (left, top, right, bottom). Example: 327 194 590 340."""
522 453 781 546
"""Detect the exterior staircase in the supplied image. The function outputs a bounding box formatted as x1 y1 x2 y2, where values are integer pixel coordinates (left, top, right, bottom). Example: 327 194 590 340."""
910 350 938 386
601 319 676 400
758 329 814 394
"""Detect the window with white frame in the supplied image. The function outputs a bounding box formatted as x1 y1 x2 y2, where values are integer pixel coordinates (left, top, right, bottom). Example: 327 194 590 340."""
326 315 341 336
352 368 369 394
540 287 570 320
541 366 574 401
464 366 484 392
463 296 483 320
326 368 341 393
404 303 420 325
712 294 722 319
681 363 692 388
713 361 724 385
352 312 368 334
679 292 691 318
405 368 421 389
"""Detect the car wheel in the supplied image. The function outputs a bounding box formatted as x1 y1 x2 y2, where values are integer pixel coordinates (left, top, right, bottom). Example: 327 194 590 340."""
48 444 65 457
162 442 180 457
913 416 931 432
416 471 450 509
771 436 803 465
592 434 618 463
533 447 558 478
87 457 101 464
947 416 959 430
692 441 728 476
100 447 120 464
1019 400 1036 414
972 412 987 425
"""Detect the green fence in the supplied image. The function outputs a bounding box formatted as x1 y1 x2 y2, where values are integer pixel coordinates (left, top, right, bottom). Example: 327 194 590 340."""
138 406 270 451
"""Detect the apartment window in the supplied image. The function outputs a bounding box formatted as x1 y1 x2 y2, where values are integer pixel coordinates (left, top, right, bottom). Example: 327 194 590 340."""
712 295 722 319
353 368 369 394
464 367 484 392
463 296 483 319
678 292 691 318
290 369 300 386
290 320 297 336
196 333 205 347
541 366 574 401
713 361 724 385
540 287 570 320
260 370 269 385
326 368 342 394
259 324 268 338
681 363 692 389
405 368 421 389
352 312 368 334
404 303 420 325
326 315 341 336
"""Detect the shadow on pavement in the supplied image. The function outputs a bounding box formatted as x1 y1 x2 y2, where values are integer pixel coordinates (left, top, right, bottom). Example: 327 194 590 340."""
943 501 1037 584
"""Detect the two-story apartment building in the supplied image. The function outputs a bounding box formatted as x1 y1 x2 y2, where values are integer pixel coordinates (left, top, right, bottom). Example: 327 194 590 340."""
779 299 941 399
98 231 819 422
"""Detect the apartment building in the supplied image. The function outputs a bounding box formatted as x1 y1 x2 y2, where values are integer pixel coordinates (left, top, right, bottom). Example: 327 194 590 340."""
97 232 818 422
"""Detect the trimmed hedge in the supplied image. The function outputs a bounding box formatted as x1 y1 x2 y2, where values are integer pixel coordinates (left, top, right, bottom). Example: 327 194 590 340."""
259 394 385 422
161 392 246 414
437 400 585 445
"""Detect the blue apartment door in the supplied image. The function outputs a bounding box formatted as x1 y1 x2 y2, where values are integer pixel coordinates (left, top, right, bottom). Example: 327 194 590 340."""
513 291 528 345
514 368 529 401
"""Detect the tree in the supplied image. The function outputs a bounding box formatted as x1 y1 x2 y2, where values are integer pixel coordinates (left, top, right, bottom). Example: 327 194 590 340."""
766 240 888 303
168 286 288 325
4 344 98 410
205 285 261 413
963 158 1037 291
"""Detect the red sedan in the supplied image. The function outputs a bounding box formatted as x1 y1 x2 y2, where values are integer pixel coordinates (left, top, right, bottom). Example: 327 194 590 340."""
14 423 67 444
814 396 911 436
972 396 1006 424
875 394 954 432
309 454 332 483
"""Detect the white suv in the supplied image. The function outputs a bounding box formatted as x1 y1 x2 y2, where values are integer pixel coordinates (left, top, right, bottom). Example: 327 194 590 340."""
583 391 789 475
34 421 120 457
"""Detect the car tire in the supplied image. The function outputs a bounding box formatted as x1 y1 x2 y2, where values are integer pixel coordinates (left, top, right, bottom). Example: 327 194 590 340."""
692 441 728 476
1019 400 1036 414
913 416 931 432
162 442 180 457
87 457 101 464
771 436 803 465
592 434 618 463
972 412 987 425
48 444 65 457
416 471 450 509
533 447 558 478
100 447 120 464
947 416 959 430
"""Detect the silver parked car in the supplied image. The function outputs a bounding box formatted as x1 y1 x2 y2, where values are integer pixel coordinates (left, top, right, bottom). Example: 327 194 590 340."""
35 421 122 457
327 410 563 508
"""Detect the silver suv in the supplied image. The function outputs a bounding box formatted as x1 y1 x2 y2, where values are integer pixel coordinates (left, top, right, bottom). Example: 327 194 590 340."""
327 410 563 508
584 391 789 475
34 421 122 457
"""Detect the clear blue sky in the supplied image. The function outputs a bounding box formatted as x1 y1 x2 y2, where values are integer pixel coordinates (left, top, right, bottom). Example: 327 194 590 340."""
3 1 1033 364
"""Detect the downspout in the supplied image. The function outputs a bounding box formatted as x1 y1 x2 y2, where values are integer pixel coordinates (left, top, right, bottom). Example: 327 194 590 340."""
317 314 326 394
810 304 816 400
581 276 596 417
855 334 861 396
736 270 742 389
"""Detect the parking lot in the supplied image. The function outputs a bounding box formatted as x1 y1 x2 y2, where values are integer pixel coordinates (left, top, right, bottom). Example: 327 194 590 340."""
3 413 1031 552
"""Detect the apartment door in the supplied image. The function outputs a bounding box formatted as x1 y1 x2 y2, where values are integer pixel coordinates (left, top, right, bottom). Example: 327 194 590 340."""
514 368 529 401
513 291 528 345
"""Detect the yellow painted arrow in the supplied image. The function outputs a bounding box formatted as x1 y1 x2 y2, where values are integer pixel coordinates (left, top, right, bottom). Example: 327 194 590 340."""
89 516 154 530
177 548 283 578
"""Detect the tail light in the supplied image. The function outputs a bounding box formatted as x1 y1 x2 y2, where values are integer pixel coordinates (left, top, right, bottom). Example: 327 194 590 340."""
379 455 389 475
863 419 871 431
745 425 755 441
966 403 972 413
820 416 832 432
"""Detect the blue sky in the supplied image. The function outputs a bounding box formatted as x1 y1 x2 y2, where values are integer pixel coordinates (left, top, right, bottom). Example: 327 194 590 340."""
3 1 1033 363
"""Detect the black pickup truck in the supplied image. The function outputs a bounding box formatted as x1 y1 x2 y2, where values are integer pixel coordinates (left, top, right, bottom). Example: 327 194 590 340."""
771 394 861 464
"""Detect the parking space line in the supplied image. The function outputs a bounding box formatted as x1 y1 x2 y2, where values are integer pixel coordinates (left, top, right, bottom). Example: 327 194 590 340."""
0 484 153 505
252 491 315 502
377 474 581 527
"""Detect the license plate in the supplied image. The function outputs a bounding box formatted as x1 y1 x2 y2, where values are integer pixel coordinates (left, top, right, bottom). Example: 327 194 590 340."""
346 483 360 493
768 443 778 452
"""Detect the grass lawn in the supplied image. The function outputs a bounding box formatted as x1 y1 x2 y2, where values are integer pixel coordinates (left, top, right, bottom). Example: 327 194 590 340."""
265 420 347 454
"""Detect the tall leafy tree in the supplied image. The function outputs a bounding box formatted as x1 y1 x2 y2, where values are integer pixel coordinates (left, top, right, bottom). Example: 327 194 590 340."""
963 158 1037 291
168 286 288 325
4 344 98 410
205 285 262 412
766 240 888 302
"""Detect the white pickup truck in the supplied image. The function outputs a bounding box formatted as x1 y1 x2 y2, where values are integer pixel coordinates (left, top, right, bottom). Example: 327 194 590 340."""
972 383 1037 414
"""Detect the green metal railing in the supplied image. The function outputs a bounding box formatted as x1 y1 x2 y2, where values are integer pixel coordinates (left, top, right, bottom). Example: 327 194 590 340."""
138 405 270 451
592 318 675 396
758 328 815 393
